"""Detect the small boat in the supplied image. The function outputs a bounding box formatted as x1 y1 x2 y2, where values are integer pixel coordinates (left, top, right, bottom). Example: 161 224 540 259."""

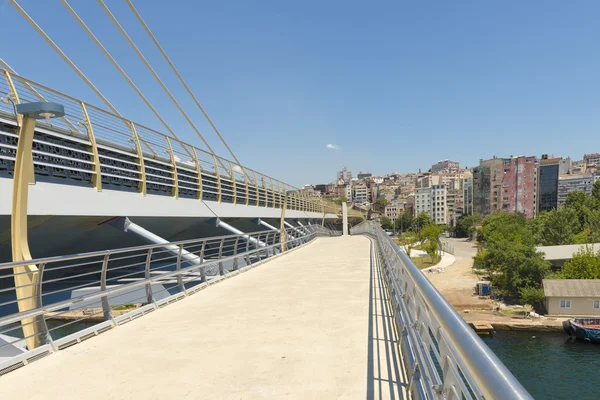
563 318 600 342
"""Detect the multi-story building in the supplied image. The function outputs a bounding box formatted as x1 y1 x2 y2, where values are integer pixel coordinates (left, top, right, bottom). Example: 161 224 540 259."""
473 157 504 217
385 200 410 219
415 185 447 225
557 174 600 206
357 171 372 180
559 157 572 175
463 176 474 215
536 155 561 214
347 184 368 204
584 153 600 167
337 167 352 184
474 156 536 218
431 160 460 174
501 156 536 218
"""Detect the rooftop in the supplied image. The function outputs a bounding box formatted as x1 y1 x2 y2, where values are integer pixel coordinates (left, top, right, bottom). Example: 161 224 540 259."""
535 243 600 260
543 279 600 297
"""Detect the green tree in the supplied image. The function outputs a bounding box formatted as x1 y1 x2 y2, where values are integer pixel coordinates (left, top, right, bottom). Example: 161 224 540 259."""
564 191 591 229
333 195 347 205
375 198 388 207
561 246 600 279
593 179 600 203
518 287 546 309
396 210 413 233
481 239 550 298
535 207 581 246
454 213 482 238
478 212 532 246
420 223 443 259
380 216 393 230
414 211 433 231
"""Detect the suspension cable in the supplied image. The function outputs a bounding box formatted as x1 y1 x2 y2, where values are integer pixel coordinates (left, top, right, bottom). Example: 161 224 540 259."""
0 58 82 133
59 0 191 150
8 0 120 117
8 0 157 156
96 0 227 170
124 0 246 171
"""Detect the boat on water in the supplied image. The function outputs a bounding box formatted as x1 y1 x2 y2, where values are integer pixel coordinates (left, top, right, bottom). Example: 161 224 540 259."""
563 318 600 342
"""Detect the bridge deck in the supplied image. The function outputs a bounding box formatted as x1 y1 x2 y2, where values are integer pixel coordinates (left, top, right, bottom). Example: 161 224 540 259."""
0 236 406 399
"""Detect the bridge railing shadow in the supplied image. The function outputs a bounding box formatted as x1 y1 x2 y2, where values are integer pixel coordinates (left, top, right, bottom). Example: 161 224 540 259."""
366 239 407 400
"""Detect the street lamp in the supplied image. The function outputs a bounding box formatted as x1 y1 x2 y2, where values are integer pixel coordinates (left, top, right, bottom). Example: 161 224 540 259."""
12 102 64 350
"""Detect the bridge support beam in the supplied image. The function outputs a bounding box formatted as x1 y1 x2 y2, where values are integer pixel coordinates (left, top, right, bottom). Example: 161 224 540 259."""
215 218 266 248
11 102 65 350
296 220 311 234
256 218 278 232
284 220 303 236
111 217 203 265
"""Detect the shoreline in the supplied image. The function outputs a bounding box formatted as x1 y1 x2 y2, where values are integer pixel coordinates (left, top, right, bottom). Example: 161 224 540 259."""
460 311 567 333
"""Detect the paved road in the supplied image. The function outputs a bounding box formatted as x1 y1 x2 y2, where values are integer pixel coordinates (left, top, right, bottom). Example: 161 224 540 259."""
427 238 491 309
0 236 406 400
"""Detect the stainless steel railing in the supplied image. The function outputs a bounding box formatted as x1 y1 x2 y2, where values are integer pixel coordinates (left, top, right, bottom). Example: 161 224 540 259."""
351 220 532 400
0 224 339 374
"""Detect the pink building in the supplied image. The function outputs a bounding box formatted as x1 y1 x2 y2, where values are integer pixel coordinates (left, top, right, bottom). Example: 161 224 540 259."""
500 156 536 218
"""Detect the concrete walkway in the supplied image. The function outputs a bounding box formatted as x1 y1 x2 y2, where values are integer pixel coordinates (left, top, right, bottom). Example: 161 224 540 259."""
0 236 406 400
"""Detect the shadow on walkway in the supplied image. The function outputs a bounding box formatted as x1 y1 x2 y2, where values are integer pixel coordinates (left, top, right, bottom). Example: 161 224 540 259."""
366 239 408 400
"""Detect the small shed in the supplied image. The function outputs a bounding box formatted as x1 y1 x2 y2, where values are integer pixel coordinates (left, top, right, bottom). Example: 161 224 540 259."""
543 279 600 316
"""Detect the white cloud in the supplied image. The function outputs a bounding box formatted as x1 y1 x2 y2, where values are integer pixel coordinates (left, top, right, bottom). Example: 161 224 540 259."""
326 144 340 150
232 165 243 173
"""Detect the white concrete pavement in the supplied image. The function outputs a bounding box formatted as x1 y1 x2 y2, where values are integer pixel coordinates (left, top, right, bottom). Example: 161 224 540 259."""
0 236 406 400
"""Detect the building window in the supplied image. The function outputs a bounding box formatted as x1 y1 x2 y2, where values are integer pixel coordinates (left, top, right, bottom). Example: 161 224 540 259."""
594 301 600 309
560 300 571 308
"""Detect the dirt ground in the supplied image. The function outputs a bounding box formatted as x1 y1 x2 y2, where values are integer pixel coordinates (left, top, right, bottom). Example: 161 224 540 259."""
426 238 493 310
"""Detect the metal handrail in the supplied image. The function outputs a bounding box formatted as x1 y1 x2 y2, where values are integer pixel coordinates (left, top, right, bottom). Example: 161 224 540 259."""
0 224 340 362
351 220 532 400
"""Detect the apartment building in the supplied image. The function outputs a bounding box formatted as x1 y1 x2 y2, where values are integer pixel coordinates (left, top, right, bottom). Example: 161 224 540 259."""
474 156 536 218
415 185 448 225
557 174 600 206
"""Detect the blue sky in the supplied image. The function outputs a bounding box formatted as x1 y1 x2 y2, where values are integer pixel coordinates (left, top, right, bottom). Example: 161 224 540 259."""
2 1 600 187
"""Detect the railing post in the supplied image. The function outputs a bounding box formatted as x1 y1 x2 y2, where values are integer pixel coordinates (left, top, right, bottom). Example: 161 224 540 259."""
269 178 275 208
129 122 147 196
165 137 179 199
191 147 203 200
243 169 250 206
176 244 186 294
245 234 252 266
253 171 259 207
280 191 287 253
212 154 222 203
144 248 154 305
233 236 240 270
200 241 206 282
228 161 237 205
261 176 268 207
255 233 262 261
36 263 55 350
3 70 23 126
100 254 113 321
218 238 225 275
80 102 102 192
